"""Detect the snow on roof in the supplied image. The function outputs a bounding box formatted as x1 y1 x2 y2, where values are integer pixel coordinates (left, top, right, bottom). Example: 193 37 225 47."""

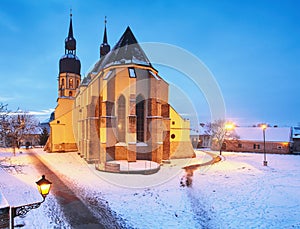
292 127 300 139
190 129 200 135
235 127 291 142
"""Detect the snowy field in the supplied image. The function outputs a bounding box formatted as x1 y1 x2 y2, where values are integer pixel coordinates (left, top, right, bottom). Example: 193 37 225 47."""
1 148 300 228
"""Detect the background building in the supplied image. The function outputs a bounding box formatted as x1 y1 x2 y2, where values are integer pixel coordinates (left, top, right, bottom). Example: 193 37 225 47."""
223 127 292 154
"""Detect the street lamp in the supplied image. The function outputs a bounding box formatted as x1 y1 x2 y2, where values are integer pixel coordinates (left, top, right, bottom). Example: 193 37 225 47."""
220 122 235 155
36 175 52 198
261 124 268 166
10 175 52 229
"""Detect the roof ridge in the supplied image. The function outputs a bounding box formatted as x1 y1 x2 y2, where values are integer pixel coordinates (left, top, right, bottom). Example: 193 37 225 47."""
93 26 152 72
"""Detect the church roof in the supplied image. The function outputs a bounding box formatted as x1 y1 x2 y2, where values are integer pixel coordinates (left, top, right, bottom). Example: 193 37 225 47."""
234 127 292 142
91 26 152 75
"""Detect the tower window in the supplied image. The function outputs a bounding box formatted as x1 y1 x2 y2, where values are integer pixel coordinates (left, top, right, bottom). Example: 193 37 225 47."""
171 134 175 139
61 79 65 87
76 80 80 88
69 78 73 88
69 91 73 96
128 68 136 78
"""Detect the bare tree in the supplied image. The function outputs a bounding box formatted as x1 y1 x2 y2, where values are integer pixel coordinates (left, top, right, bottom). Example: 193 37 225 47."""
1 108 40 154
205 119 238 155
0 103 9 146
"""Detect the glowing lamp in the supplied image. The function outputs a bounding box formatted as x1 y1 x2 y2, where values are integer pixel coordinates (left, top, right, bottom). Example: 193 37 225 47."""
261 124 267 130
36 175 52 198
225 122 235 131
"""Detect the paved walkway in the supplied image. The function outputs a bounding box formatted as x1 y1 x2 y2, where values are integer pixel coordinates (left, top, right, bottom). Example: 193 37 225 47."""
28 150 122 229
182 150 221 171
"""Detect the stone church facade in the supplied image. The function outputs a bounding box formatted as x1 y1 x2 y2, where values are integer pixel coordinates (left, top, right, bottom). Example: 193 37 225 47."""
46 13 195 170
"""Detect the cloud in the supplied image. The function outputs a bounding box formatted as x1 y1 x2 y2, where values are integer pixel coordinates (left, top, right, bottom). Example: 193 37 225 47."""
27 108 54 116
5 108 53 115
0 96 14 102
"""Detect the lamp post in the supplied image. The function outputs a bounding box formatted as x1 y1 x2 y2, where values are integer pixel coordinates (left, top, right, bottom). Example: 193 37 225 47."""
220 122 235 155
10 175 52 229
261 124 268 166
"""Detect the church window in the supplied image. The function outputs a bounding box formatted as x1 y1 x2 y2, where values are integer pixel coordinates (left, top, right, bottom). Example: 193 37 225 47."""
117 95 126 142
69 91 72 96
76 80 79 88
128 67 136 78
103 70 113 80
69 78 73 88
61 79 65 87
136 95 145 142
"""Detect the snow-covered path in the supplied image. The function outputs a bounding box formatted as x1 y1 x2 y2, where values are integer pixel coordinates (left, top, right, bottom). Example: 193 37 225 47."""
1 148 300 228
28 150 112 229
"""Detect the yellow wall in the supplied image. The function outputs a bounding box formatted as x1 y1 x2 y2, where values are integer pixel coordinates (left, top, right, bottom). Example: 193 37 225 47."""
49 98 77 151
169 106 195 159
169 106 190 142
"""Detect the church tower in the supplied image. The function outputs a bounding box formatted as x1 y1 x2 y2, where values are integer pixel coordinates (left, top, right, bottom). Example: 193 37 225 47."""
100 17 110 58
58 10 81 98
46 11 81 153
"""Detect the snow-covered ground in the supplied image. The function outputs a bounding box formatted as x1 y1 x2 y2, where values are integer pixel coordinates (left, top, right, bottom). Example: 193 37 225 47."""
1 148 300 228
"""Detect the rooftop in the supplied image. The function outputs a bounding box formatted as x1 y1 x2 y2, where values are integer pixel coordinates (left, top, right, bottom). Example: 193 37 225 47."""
234 127 292 142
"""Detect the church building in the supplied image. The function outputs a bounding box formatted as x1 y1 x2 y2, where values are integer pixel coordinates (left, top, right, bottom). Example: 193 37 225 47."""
46 13 195 172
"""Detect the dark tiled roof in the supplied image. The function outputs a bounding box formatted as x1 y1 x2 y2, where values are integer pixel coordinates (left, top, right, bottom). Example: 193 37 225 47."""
89 26 151 76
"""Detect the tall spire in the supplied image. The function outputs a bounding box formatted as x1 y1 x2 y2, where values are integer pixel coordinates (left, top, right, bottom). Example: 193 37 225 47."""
60 9 81 76
100 16 110 58
65 9 76 54
68 9 74 38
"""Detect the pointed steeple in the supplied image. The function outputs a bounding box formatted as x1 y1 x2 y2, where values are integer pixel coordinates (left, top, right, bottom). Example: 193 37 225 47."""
103 17 108 44
100 16 110 58
65 9 76 54
60 9 81 76
68 10 74 38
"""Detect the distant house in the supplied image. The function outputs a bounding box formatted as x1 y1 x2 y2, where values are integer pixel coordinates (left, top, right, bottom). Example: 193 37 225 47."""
190 130 211 149
223 127 292 154
292 127 300 152
190 130 201 148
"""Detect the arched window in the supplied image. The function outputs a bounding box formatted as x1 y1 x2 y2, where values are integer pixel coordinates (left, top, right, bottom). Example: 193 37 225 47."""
136 94 145 142
76 80 80 88
69 91 72 97
61 78 65 87
69 78 73 88
117 95 126 142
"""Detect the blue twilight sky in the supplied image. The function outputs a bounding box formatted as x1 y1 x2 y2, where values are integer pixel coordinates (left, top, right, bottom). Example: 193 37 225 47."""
0 0 299 128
